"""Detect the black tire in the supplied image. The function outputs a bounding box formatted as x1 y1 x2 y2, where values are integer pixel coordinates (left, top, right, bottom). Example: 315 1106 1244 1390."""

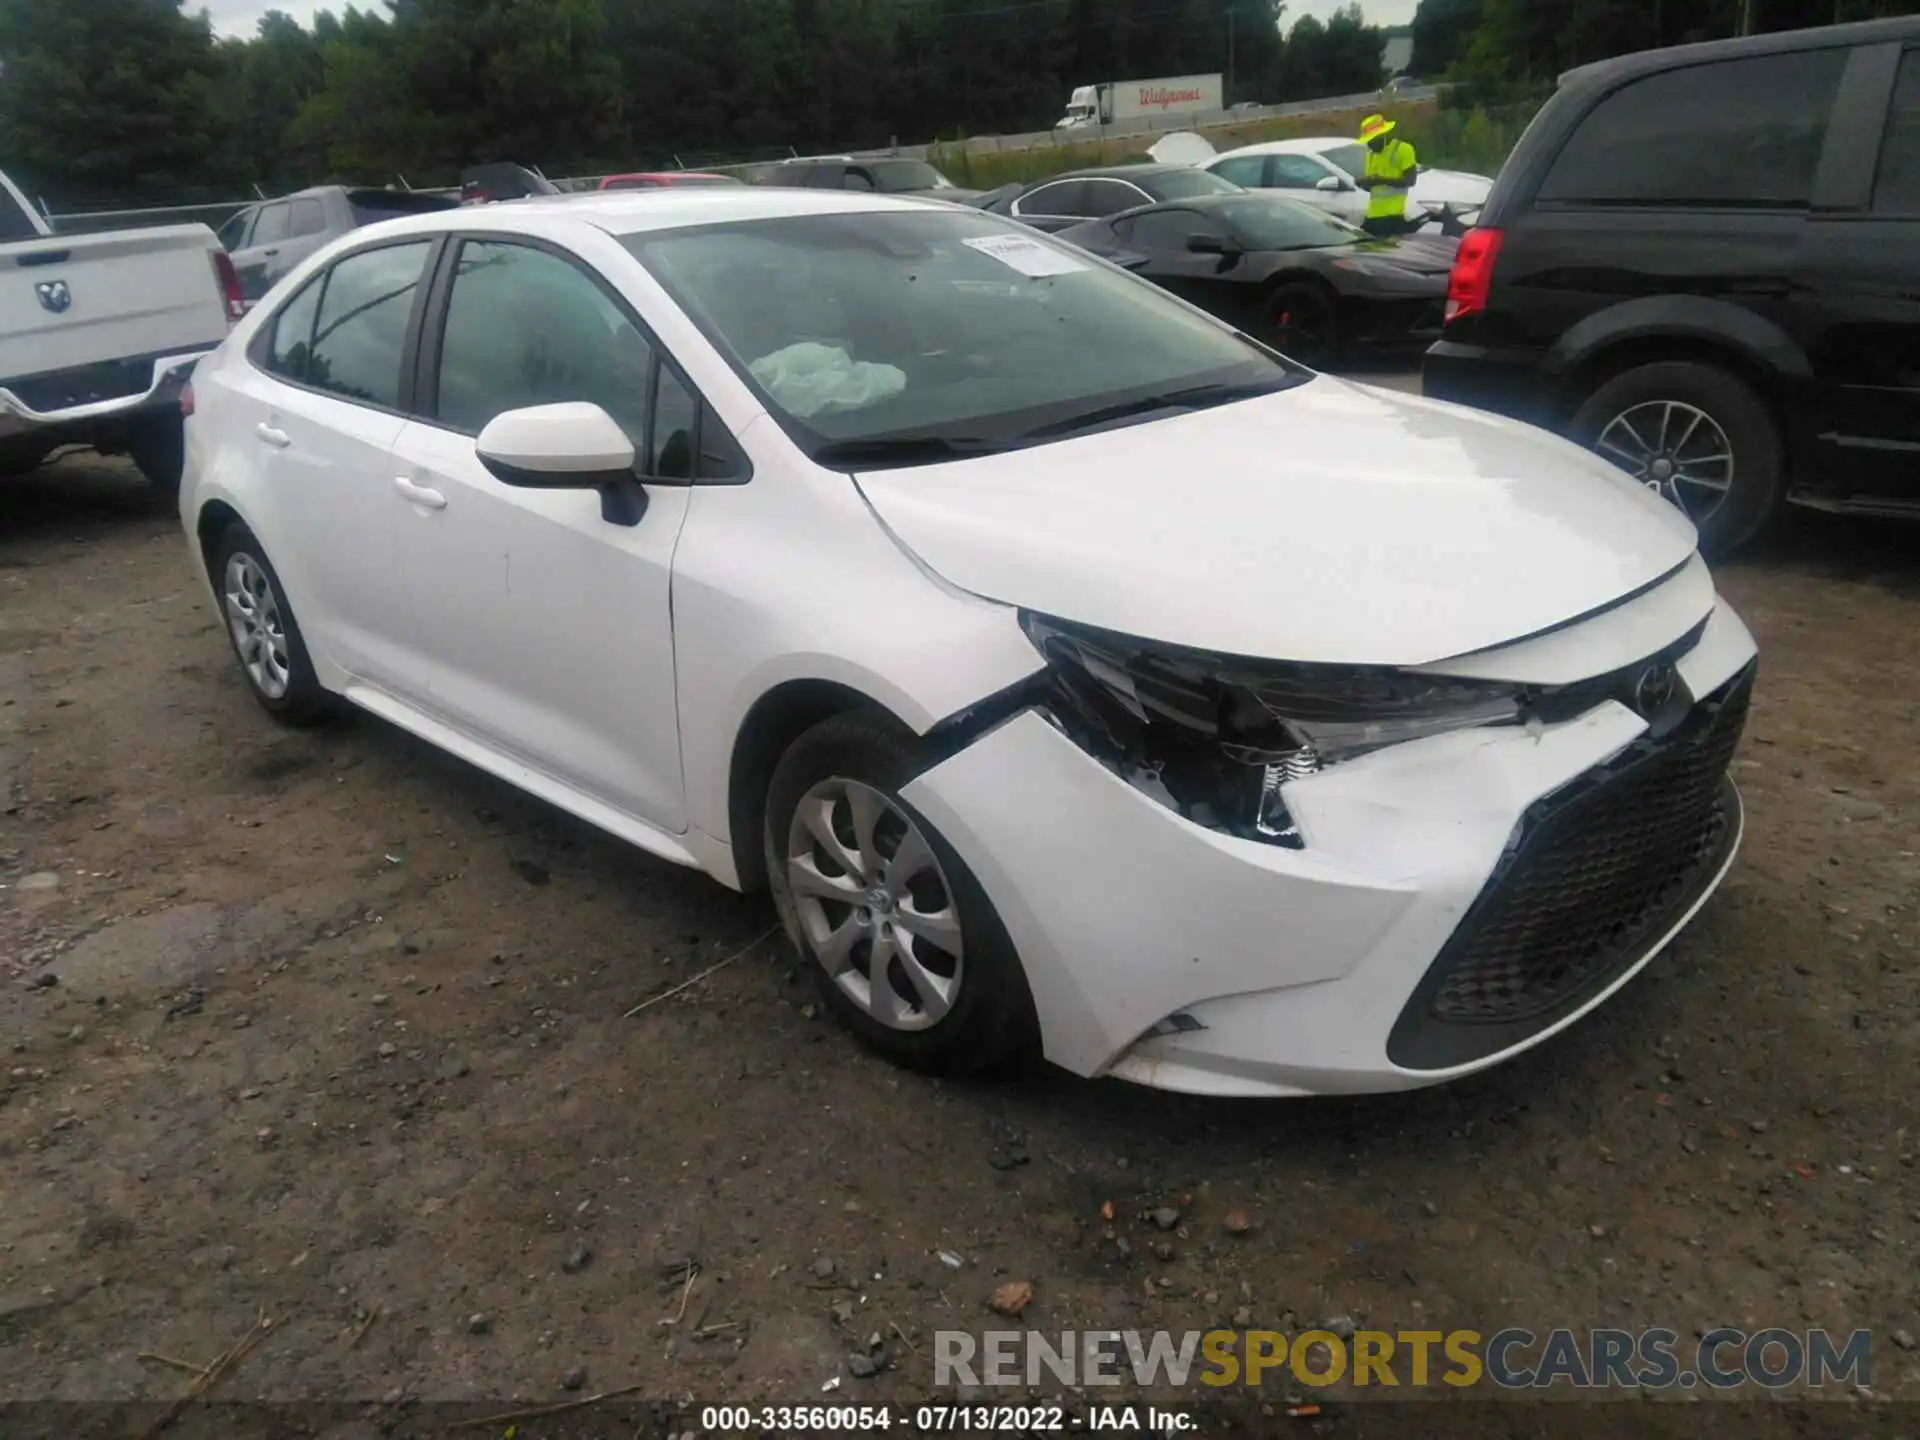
210 522 336 727
1266 280 1341 368
1569 360 1784 558
126 414 185 501
764 708 1040 1076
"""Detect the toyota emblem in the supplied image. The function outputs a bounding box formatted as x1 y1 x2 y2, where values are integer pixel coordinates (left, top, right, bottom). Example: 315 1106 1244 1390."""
34 279 71 314
1634 662 1677 717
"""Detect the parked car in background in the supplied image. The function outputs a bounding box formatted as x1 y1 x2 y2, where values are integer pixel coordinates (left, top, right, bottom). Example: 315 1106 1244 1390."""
179 185 1757 1099
978 164 1242 232
1205 137 1494 229
218 186 459 304
766 157 980 202
0 165 238 496
459 163 560 205
597 172 743 190
1058 194 1452 366
1424 15 1920 556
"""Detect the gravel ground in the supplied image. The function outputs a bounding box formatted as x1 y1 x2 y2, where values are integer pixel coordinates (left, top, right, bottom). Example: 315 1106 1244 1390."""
1 451 1916 1435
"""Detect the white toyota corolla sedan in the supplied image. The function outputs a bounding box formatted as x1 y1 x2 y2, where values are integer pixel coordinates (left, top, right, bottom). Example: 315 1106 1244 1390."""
178 187 1757 1098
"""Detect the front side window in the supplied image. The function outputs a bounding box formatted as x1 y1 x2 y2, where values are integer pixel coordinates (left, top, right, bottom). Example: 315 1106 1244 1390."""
288 198 326 237
1081 180 1151 216
265 276 324 383
251 203 291 246
1142 169 1242 201
627 209 1300 465
434 240 653 442
1317 143 1368 181
1210 155 1267 187
306 241 432 407
866 161 955 193
1538 48 1846 207
1875 48 1920 214
1272 154 1335 189
1128 208 1222 252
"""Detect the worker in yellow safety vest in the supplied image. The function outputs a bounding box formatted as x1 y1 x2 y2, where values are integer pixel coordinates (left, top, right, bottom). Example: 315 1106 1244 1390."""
1357 113 1420 237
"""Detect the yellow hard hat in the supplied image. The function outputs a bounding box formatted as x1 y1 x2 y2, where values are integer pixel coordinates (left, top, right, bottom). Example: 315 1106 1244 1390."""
1359 114 1396 143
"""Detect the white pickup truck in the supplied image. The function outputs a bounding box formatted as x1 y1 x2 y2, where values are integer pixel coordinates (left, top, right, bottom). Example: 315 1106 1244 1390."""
0 168 240 497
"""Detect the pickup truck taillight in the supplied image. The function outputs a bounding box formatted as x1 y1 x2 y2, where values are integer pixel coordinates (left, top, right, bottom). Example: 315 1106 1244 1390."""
1444 227 1504 325
212 251 246 323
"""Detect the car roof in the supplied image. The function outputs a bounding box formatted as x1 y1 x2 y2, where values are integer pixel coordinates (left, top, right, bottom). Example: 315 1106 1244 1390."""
1028 163 1199 186
1207 137 1349 161
1559 13 1920 90
344 186 966 241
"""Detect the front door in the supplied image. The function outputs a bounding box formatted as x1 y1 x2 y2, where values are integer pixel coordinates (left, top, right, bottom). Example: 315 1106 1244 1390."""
383 237 692 829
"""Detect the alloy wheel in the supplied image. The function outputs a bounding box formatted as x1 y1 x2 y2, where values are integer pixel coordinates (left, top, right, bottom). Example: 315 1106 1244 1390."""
786 778 964 1032
1594 400 1734 524
223 551 291 700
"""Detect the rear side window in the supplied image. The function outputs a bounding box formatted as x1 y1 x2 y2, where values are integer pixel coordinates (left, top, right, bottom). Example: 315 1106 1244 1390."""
266 278 324 383
216 209 253 251
1539 49 1845 208
1016 180 1085 217
0 185 36 241
307 241 433 408
1875 49 1920 213
287 198 326 237
1080 179 1149 216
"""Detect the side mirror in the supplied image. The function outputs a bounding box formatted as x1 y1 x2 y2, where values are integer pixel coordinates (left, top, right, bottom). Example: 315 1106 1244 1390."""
476 402 646 526
1315 175 1344 192
1186 233 1235 256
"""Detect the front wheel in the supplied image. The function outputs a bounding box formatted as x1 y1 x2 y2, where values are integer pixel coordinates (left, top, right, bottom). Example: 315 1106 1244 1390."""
1569 361 1784 557
764 709 1039 1076
1266 281 1341 369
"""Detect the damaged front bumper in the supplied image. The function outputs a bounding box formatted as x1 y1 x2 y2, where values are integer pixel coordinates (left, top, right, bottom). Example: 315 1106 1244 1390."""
900 599 1758 1097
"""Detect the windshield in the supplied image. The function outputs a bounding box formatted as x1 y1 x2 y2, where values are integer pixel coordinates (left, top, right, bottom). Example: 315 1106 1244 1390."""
1215 196 1365 249
624 210 1299 466
1142 169 1242 201
869 161 953 193
1318 143 1368 181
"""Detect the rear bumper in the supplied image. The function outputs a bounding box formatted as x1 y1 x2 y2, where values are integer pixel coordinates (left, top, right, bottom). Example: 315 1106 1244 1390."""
1421 340 1565 427
0 350 209 443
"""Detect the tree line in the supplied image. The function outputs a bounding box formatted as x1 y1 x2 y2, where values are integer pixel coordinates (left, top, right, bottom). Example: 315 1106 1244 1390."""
0 0 1393 206
1412 0 1917 96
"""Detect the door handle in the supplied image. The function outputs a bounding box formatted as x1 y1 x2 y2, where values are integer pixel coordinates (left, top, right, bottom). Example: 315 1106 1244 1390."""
393 475 447 510
262 247 280 257
255 423 290 448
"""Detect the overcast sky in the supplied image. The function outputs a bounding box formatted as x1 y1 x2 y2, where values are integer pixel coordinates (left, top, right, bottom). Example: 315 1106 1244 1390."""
202 0 1419 39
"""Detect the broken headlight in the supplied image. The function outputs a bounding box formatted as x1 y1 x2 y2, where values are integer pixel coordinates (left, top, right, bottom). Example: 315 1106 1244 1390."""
1020 612 1523 848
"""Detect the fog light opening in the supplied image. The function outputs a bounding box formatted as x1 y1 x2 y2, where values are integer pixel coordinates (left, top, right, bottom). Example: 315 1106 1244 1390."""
1146 1011 1208 1039
1254 753 1318 847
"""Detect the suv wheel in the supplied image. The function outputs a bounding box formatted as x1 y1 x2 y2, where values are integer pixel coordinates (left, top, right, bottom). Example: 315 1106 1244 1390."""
764 709 1040 1076
1570 361 1784 556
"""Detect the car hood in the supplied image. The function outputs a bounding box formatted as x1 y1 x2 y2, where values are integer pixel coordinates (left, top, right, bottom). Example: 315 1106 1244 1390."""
852 378 1699 666
1410 169 1494 204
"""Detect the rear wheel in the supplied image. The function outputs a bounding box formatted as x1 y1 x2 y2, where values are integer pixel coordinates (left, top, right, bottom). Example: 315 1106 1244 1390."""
764 709 1039 1076
1570 360 1784 557
211 523 336 726
1266 281 1341 368
126 414 185 501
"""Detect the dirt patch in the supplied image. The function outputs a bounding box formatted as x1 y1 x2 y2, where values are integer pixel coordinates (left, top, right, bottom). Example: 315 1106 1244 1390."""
0 455 1915 1427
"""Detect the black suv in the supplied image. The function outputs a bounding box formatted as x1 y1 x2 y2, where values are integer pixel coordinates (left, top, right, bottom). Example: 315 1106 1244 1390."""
1423 17 1920 554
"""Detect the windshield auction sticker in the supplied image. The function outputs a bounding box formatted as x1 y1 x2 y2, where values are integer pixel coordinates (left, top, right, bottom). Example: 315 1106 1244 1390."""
962 234 1089 278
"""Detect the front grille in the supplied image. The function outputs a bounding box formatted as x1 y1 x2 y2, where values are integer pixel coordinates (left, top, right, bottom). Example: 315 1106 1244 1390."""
7 354 156 412
1387 662 1753 1071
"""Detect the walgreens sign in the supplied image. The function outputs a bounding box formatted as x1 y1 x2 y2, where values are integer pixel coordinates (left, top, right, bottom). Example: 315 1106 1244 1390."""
1113 73 1223 122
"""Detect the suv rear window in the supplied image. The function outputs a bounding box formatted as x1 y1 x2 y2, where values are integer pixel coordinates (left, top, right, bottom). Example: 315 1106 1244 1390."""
1538 48 1846 208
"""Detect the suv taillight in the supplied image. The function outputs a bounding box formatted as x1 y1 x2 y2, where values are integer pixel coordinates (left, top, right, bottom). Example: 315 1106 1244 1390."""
1444 227 1504 325
212 251 246 323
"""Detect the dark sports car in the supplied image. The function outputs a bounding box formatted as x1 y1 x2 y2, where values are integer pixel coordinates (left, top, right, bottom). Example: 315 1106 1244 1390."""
972 164 1243 233
1056 192 1457 365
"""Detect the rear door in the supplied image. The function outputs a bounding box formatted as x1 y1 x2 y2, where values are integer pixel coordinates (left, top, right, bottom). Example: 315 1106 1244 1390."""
1493 46 1845 366
383 236 710 828
1794 42 1920 502
269 196 331 289
230 238 437 687
232 202 292 300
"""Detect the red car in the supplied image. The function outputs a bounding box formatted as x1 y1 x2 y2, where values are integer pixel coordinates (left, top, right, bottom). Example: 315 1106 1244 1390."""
596 172 742 191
